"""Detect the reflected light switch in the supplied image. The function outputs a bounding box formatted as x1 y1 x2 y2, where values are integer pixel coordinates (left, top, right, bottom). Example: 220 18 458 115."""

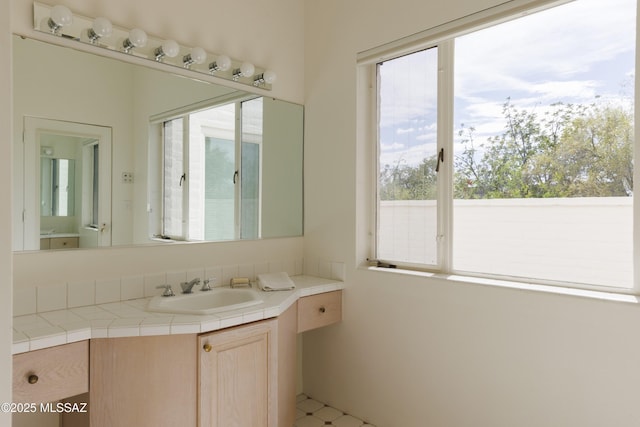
122 172 133 183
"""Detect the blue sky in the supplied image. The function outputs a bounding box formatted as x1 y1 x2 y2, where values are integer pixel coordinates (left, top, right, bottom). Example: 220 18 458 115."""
379 0 636 168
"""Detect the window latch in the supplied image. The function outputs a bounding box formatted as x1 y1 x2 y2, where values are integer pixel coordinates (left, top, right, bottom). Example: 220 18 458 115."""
435 148 444 172
179 173 186 187
233 170 239 184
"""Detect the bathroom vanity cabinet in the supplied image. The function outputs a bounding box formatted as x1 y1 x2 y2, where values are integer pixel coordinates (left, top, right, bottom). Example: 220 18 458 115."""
91 308 297 427
13 289 341 427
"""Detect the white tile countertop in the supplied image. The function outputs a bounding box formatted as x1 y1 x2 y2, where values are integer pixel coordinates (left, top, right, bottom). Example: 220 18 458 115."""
12 275 343 355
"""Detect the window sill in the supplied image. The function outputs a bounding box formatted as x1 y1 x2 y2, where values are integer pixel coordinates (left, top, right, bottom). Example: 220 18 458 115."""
363 266 639 304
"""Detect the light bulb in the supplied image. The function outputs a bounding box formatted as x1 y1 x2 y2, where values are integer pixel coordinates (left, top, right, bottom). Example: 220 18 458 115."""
190 47 206 64
240 62 255 77
155 40 179 61
123 28 147 52
262 69 277 84
88 17 113 42
162 40 180 57
183 47 206 67
48 5 73 33
254 69 277 86
234 62 255 80
209 55 232 73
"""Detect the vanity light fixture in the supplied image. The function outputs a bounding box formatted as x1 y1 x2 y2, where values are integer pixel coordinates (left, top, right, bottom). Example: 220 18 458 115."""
34 3 275 89
183 47 207 68
87 17 113 43
208 54 232 73
233 62 255 81
154 39 180 62
254 69 277 86
122 28 148 53
47 5 72 34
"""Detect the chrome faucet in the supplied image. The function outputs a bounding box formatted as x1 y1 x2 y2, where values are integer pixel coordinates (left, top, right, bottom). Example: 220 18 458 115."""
201 278 213 291
180 278 201 294
156 284 175 297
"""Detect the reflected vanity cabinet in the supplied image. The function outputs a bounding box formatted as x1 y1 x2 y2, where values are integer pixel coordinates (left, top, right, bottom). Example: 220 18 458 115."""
40 236 79 250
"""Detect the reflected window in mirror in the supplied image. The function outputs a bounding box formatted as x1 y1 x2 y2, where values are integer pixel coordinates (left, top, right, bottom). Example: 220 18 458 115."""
41 157 75 217
83 142 100 229
158 97 264 241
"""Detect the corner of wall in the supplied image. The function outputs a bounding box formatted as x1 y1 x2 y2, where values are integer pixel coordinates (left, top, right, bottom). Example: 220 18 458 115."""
1 0 14 419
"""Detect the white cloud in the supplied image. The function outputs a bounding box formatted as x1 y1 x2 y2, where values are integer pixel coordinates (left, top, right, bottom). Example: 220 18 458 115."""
380 142 406 152
396 127 415 135
380 141 438 167
454 0 635 102
416 131 437 142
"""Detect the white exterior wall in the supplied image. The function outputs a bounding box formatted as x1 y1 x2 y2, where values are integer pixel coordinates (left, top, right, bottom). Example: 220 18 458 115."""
379 198 633 287
303 1 640 427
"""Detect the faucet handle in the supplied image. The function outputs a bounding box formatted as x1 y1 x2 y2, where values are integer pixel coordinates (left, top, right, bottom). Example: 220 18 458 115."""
201 278 215 291
156 284 175 297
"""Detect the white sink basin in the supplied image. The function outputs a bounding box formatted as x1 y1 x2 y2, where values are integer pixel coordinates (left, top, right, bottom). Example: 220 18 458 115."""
146 288 263 315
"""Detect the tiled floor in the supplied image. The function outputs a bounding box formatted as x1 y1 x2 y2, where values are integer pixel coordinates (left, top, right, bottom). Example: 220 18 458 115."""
295 394 376 427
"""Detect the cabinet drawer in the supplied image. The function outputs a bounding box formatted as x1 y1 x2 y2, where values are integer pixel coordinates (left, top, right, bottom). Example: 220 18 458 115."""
49 237 79 249
297 291 342 333
39 238 50 250
13 341 88 403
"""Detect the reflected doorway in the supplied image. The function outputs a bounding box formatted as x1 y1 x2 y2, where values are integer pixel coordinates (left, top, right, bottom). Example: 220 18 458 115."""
23 117 112 251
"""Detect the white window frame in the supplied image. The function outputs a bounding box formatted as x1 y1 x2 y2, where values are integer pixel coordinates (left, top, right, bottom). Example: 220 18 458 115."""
359 0 640 295
150 94 262 242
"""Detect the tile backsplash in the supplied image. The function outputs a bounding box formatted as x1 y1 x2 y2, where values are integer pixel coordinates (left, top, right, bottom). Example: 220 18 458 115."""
13 258 345 316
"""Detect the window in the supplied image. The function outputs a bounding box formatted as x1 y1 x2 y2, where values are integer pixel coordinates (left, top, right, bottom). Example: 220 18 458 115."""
160 98 263 241
373 0 636 291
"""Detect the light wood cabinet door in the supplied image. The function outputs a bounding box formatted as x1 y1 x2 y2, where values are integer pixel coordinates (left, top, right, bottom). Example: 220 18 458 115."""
90 334 197 427
198 319 277 427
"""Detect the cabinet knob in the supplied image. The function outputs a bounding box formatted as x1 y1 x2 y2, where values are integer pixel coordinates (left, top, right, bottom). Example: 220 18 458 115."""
319 306 326 314
27 374 39 384
203 343 212 353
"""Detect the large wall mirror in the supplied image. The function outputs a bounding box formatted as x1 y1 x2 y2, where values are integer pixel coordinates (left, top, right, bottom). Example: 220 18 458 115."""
13 35 303 252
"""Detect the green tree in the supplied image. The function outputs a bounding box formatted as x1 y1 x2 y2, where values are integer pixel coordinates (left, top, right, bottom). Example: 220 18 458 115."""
379 156 438 200
454 99 633 199
382 99 633 201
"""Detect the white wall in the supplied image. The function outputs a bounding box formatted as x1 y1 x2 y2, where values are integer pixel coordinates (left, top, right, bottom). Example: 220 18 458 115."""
302 1 640 426
0 0 12 423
